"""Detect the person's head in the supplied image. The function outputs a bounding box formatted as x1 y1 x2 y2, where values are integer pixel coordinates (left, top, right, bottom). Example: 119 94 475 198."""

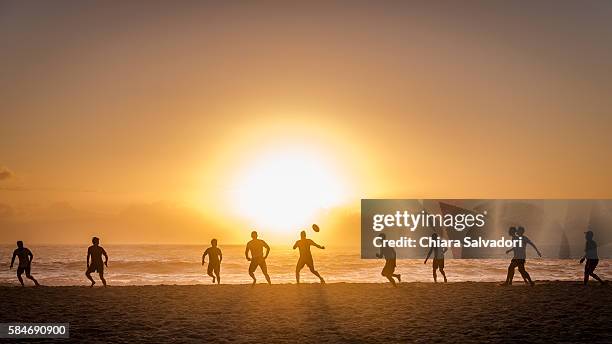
431 233 438 240
300 230 306 239
16 240 23 248
211 238 218 247
517 227 525 236
585 230 594 240
508 227 516 236
251 231 258 239
92 237 100 245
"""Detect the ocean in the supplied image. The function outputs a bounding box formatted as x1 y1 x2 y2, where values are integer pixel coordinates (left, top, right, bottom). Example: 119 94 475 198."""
0 245 609 286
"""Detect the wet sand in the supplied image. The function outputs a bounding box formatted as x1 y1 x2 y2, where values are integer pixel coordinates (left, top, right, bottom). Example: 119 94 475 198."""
0 282 610 343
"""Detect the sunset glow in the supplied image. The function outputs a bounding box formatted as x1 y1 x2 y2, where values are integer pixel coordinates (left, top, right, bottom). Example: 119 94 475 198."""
229 148 348 233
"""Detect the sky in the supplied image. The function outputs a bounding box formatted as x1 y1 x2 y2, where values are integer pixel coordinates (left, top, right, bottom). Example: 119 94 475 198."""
1 1 612 244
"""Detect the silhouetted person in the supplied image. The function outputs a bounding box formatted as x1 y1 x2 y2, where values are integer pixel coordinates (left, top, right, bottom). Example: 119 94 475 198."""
293 230 325 284
424 233 447 283
10 241 40 287
245 231 271 285
376 234 401 287
86 237 108 287
502 227 528 285
202 239 223 284
502 226 541 286
580 230 607 286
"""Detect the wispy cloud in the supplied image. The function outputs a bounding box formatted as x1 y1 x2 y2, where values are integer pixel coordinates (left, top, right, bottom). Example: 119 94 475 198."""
0 167 14 181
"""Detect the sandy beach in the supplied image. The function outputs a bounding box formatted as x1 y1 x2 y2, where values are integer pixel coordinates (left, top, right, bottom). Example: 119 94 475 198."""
1 282 610 343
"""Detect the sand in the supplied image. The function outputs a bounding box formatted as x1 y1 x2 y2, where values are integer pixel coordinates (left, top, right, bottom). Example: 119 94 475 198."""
0 282 610 343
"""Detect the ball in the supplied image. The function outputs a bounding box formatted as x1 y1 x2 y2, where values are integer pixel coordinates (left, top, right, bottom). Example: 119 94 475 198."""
312 224 320 232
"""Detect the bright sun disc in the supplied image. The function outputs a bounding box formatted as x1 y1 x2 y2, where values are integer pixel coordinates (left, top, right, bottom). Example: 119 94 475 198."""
230 149 347 233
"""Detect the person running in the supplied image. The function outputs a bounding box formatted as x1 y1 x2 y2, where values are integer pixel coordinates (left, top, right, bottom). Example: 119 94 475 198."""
293 230 325 284
580 230 607 286
376 233 401 287
202 239 223 284
502 226 541 286
424 233 447 283
86 237 108 287
245 231 271 285
10 241 40 287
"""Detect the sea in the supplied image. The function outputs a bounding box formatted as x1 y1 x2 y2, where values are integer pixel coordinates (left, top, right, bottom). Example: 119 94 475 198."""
0 245 609 286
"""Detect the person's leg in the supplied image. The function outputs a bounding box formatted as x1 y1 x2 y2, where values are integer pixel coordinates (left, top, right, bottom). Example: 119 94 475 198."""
85 268 96 287
392 267 401 283
25 267 39 286
432 260 438 283
307 261 325 284
504 260 518 285
207 264 216 283
295 259 305 283
382 261 397 287
587 260 604 284
584 260 593 285
438 259 447 283
517 260 533 286
248 261 257 285
260 259 271 285
99 271 107 287
17 268 25 287
214 265 221 284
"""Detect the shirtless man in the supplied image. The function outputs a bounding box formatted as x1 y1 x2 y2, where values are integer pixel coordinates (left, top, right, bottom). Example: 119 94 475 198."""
376 233 401 287
10 241 40 287
293 230 325 284
202 239 223 284
245 231 271 285
424 233 448 283
86 237 108 287
502 226 541 286
580 230 607 286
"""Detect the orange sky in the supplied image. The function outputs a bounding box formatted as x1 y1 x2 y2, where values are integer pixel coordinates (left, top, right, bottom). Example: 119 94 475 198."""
1 2 612 244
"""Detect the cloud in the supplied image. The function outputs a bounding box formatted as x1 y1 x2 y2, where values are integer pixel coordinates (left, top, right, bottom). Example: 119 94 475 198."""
0 167 14 181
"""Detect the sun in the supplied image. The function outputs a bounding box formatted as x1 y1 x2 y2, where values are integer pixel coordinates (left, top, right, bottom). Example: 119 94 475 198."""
229 148 348 234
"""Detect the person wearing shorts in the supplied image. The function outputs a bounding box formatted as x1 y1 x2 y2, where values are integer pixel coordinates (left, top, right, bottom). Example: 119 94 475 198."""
202 239 223 284
86 237 108 287
10 241 40 287
293 230 325 284
376 233 401 287
424 233 447 283
245 231 271 285
580 230 606 286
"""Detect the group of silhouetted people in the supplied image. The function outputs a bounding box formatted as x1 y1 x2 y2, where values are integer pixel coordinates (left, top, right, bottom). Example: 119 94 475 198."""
7 227 608 287
376 226 607 287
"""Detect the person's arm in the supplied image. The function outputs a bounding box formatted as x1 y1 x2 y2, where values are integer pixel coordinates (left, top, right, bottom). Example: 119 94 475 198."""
293 241 298 250
424 247 433 264
102 248 109 267
376 246 383 258
580 243 588 263
505 248 513 254
10 251 16 269
28 249 34 264
245 244 251 261
528 240 542 257
263 241 270 259
202 248 209 265
311 240 324 250
442 247 448 254
87 249 91 268
219 249 222 263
